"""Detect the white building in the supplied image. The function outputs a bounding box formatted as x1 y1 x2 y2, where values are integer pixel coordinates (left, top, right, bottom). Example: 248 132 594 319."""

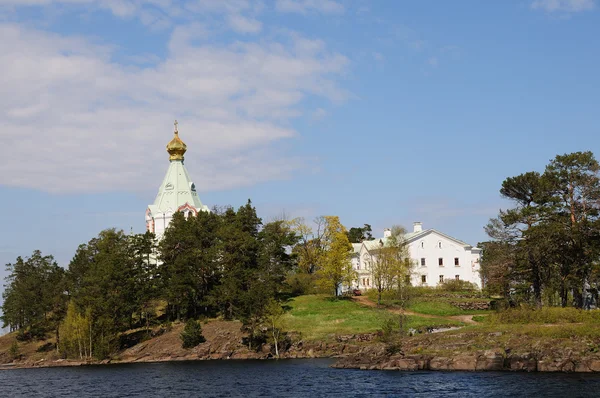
350 222 482 290
145 121 210 239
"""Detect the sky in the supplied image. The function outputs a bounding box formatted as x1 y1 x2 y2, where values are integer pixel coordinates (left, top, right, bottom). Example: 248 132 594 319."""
0 0 599 284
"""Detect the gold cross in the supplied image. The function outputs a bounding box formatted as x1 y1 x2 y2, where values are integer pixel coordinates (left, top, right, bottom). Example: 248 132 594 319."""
174 119 178 133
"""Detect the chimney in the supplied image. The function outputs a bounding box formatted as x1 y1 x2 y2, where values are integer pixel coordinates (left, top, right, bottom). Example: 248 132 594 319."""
383 228 392 238
413 222 422 233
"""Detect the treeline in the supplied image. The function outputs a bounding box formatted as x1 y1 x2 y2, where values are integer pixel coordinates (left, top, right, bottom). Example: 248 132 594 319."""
1 201 358 359
481 151 600 309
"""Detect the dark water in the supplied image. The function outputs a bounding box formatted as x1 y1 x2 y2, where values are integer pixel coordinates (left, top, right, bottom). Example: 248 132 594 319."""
1 359 599 397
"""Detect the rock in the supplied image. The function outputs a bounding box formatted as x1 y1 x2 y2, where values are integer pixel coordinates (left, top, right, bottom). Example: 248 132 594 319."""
507 353 537 372
537 360 561 372
588 360 600 372
429 357 452 371
451 355 477 371
476 350 504 371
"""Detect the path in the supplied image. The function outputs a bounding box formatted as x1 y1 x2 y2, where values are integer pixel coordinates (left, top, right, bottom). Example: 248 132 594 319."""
352 296 479 325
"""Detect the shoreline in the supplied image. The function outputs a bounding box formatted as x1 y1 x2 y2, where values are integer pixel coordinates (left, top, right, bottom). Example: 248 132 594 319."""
3 346 600 373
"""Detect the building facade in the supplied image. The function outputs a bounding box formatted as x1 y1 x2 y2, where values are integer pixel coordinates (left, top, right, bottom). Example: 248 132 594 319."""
145 121 210 239
349 222 482 291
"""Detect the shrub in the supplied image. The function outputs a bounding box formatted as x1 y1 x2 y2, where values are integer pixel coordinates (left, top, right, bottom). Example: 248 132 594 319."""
180 320 206 349
439 279 477 292
9 341 20 361
286 273 315 296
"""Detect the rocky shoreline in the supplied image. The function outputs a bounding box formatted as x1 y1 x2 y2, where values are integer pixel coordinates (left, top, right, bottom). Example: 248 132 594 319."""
3 322 600 373
332 342 600 373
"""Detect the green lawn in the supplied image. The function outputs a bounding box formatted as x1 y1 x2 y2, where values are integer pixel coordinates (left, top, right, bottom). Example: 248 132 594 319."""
282 295 462 341
407 301 489 316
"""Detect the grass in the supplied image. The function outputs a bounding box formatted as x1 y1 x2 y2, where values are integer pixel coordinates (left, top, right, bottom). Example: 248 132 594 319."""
485 306 600 325
407 301 488 316
282 295 462 341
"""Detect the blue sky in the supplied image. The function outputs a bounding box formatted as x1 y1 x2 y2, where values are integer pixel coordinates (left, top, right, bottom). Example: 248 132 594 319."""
0 0 599 283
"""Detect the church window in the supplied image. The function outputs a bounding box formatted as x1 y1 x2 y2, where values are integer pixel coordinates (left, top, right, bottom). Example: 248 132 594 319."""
438 241 442 249
421 241 424 249
439 275 444 283
421 275 427 284
438 258 443 266
454 257 460 266
421 258 426 266
455 275 460 281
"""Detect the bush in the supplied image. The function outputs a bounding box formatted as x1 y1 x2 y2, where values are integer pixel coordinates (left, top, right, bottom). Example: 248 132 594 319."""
439 279 477 292
9 341 20 361
286 273 315 296
180 320 206 349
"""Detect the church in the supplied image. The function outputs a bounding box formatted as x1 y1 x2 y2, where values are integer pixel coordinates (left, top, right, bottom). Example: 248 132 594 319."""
145 121 210 239
145 122 482 290
350 223 482 291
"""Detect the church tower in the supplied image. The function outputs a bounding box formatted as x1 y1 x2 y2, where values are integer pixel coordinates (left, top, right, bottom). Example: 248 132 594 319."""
146 121 210 238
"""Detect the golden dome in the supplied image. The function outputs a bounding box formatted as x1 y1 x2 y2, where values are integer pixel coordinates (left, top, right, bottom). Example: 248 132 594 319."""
167 120 187 161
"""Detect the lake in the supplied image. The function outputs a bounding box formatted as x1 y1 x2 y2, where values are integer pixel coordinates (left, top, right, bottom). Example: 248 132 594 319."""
1 359 599 397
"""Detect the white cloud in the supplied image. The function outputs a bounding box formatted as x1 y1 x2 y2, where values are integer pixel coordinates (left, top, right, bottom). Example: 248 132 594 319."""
227 13 262 33
275 0 344 14
0 23 349 193
531 0 595 12
311 108 327 121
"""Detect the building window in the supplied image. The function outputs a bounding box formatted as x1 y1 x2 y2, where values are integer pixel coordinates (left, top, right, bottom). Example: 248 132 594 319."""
455 275 460 281
439 275 444 283
421 275 427 284
454 257 460 266
421 258 426 266
421 241 424 249
438 258 444 266
438 241 442 249
366 278 370 287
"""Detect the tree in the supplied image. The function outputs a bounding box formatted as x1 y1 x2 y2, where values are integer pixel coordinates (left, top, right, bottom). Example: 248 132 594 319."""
215 201 262 321
485 152 600 309
263 299 285 358
59 301 92 359
369 226 411 305
159 210 221 320
289 216 326 275
497 171 548 308
347 224 373 243
478 239 515 297
544 151 600 307
315 216 356 296
258 220 300 296
1 250 66 339
180 319 206 349
67 229 139 358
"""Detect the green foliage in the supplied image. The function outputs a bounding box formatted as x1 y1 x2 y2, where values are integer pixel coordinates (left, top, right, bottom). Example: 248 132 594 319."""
438 279 478 292
180 320 206 349
59 302 93 359
380 315 406 342
347 224 373 243
485 151 600 309
159 210 221 320
315 216 356 296
285 273 316 296
2 250 66 335
9 341 19 361
486 307 600 325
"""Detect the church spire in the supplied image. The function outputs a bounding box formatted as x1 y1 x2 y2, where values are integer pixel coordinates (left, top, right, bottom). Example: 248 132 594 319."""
166 119 187 161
